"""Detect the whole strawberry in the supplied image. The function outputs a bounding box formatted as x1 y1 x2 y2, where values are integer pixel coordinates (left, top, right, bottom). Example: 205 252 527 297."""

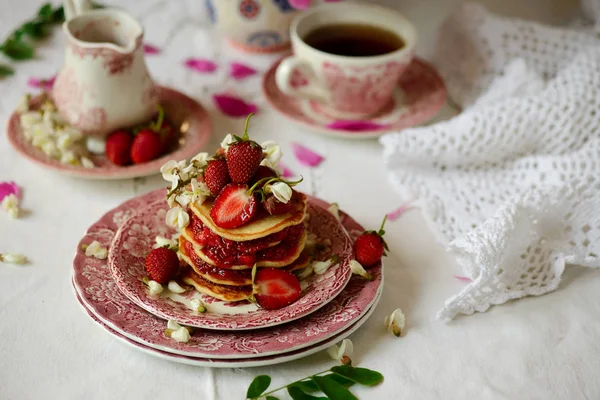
131 129 163 164
354 216 389 267
226 114 263 183
145 247 179 284
105 130 133 166
204 159 231 195
250 165 277 187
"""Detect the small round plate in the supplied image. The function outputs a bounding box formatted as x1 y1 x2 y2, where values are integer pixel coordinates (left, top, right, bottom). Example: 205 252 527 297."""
73 282 382 368
7 86 212 180
108 195 353 331
262 57 447 139
72 189 383 359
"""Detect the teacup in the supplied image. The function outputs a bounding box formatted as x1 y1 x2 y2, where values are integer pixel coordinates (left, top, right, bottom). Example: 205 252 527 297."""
206 0 301 53
53 2 158 136
275 3 417 120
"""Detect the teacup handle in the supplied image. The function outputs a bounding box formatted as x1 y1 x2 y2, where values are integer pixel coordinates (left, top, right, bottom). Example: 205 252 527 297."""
275 56 329 103
64 0 94 20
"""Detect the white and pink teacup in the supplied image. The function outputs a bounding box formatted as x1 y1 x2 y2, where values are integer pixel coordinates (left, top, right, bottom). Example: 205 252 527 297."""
275 3 417 120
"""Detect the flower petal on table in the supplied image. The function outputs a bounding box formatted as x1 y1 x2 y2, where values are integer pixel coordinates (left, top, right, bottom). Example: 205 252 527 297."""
184 58 218 73
279 162 294 178
0 181 19 201
291 143 324 167
387 203 412 221
289 0 311 9
454 275 473 283
27 75 56 90
213 94 258 117
229 62 257 80
143 44 161 54
327 120 389 132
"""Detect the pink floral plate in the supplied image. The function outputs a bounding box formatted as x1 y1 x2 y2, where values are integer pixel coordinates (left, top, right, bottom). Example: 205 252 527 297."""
108 194 354 330
72 188 383 359
73 282 381 368
6 86 212 180
262 57 447 139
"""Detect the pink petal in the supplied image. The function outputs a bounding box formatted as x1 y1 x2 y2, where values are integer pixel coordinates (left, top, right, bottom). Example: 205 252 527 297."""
143 44 161 55
27 75 56 91
289 0 311 9
327 120 389 132
184 58 218 73
279 162 294 178
454 275 472 283
291 143 324 168
387 203 412 221
0 181 20 201
213 93 258 118
229 62 258 80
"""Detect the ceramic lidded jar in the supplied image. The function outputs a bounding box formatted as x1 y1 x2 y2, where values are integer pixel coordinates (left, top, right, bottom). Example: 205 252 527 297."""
52 8 158 137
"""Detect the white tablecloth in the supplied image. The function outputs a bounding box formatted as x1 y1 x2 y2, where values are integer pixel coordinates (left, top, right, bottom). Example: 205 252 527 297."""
2 1 598 399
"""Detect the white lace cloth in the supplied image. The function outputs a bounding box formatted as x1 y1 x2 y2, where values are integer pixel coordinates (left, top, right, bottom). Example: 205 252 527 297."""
381 1 600 320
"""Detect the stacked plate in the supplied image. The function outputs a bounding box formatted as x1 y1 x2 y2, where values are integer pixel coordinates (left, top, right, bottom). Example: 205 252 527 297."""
72 189 383 367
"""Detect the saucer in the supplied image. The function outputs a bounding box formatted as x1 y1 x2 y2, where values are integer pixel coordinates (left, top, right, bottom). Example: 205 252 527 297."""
262 57 447 139
72 188 383 359
7 86 212 180
108 193 353 331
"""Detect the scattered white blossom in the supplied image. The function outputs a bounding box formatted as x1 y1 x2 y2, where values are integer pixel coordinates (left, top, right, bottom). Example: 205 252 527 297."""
313 255 339 275
155 235 178 249
167 280 186 294
2 194 20 219
165 320 191 343
265 182 292 204
0 253 27 265
296 266 313 280
349 260 372 280
17 94 30 113
86 137 106 154
80 156 95 168
165 206 189 230
384 308 406 337
327 339 353 365
327 203 341 221
147 280 164 295
190 298 207 313
85 240 108 260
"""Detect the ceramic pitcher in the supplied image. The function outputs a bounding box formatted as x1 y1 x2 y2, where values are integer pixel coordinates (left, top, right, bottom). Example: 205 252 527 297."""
53 5 158 136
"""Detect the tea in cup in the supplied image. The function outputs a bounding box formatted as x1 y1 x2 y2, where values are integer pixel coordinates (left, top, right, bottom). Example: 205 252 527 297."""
275 3 417 120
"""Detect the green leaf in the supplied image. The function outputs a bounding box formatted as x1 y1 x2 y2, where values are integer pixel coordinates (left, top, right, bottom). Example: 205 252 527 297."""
330 366 384 387
287 386 327 400
37 3 53 20
266 397 279 400
324 374 356 388
246 375 271 399
50 6 65 23
292 375 354 393
22 20 49 39
311 375 358 400
0 64 14 77
1 38 35 60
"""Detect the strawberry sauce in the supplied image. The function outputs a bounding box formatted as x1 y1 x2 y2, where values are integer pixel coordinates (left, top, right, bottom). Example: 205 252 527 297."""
182 240 251 285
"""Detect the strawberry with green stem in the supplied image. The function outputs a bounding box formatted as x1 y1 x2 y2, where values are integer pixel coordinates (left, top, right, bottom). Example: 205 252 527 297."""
226 113 263 183
354 216 389 267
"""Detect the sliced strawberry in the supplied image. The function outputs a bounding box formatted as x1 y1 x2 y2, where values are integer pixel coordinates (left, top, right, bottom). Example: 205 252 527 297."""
105 130 133 166
210 183 258 228
131 129 163 164
204 159 231 195
262 194 293 215
254 268 301 310
145 247 179 284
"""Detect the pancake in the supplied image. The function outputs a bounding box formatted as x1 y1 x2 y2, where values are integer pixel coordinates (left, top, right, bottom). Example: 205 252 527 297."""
182 229 306 269
190 191 307 242
178 235 311 286
180 267 253 302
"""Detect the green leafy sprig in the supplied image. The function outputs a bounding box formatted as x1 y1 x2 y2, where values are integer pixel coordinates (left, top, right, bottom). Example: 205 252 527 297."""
246 365 383 400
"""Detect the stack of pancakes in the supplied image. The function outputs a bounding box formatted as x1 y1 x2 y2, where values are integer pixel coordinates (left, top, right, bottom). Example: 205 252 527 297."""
178 192 310 302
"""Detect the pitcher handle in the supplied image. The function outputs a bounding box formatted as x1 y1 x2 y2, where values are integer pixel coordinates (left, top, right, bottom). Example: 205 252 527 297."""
275 56 329 103
64 0 94 20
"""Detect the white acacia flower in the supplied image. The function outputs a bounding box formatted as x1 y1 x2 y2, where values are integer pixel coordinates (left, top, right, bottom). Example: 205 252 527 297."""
167 193 177 208
2 194 20 219
190 178 211 206
57 133 73 150
41 141 58 158
86 136 106 154
265 182 292 204
166 320 191 343
349 260 372 280
160 160 186 182
155 235 178 249
327 203 341 221
190 298 207 313
60 150 77 165
259 158 283 175
296 266 313 280
175 190 193 208
80 157 95 168
85 240 108 260
147 280 163 295
384 308 406 337
20 111 42 128
0 253 27 265
261 140 282 165
220 134 235 152
168 281 186 294
17 95 30 113
191 152 209 168
313 255 339 275
165 206 189 230
170 174 181 192
327 339 353 365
